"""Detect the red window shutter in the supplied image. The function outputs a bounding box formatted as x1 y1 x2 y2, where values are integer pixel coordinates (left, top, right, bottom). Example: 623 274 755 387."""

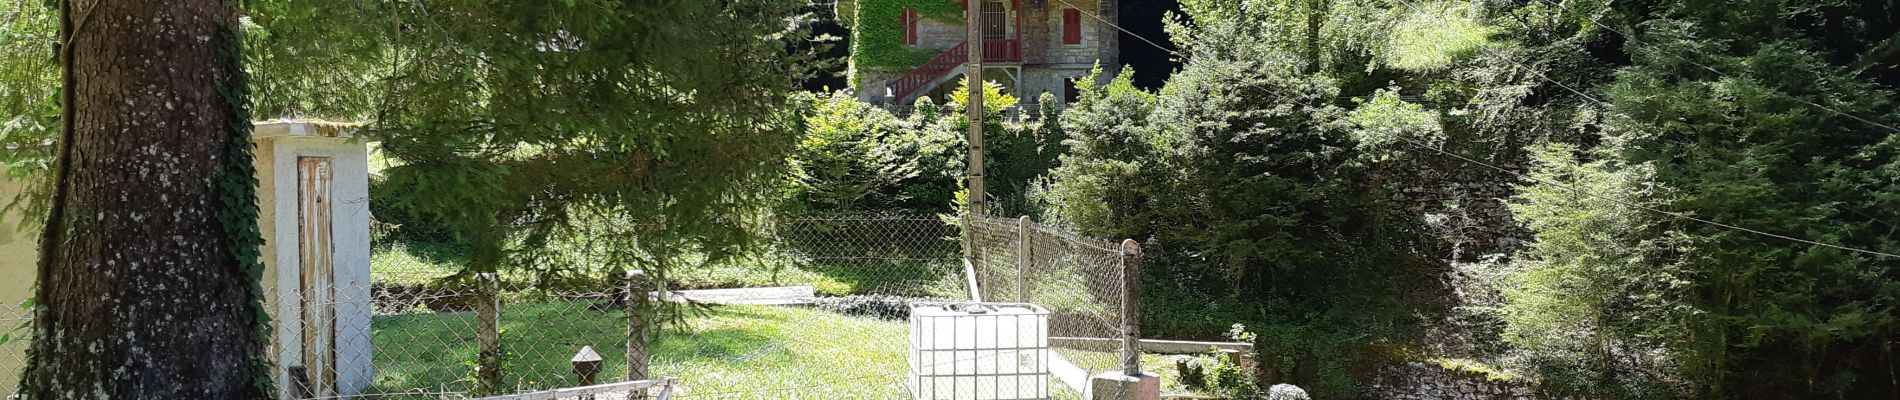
902 8 919 45
1062 9 1081 44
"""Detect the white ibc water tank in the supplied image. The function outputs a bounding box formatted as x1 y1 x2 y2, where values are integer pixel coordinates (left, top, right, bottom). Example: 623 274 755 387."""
908 302 1050 400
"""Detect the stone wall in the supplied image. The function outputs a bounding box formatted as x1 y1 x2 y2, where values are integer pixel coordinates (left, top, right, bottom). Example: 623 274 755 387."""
1033 0 1104 65
1369 362 1557 400
1020 0 1049 61
914 16 964 51
1017 66 1089 105
1388 154 1529 261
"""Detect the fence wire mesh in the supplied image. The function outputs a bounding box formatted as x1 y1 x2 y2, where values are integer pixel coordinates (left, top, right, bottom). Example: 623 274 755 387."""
0 299 25 398
0 213 1141 399
965 215 1137 397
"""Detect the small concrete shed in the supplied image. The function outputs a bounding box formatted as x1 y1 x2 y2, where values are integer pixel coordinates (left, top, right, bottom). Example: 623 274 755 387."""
0 121 373 398
253 121 374 398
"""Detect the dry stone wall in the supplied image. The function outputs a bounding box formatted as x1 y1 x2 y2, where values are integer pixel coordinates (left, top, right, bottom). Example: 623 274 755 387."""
1368 362 1559 400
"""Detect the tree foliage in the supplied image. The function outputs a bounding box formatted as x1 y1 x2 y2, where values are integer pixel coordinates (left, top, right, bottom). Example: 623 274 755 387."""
1504 1 1900 398
783 90 950 213
0 0 57 228
240 0 820 289
1051 8 1434 394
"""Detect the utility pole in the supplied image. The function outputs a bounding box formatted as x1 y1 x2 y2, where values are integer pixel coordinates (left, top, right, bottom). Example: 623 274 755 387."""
965 0 987 219
961 0 990 301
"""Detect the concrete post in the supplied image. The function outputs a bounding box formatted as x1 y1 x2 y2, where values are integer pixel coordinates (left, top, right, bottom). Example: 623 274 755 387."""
626 270 650 380
1119 239 1141 375
626 269 651 400
1089 239 1158 400
1017 215 1031 303
965 0 987 219
476 272 502 394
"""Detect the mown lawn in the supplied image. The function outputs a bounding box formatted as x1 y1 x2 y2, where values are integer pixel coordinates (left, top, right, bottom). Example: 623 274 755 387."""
370 301 1192 399
372 303 920 398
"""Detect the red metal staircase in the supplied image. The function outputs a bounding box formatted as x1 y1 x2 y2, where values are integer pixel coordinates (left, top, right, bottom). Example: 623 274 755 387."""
887 39 1021 104
890 42 970 103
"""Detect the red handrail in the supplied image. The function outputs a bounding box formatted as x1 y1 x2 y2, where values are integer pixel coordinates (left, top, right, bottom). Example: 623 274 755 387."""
981 39 1020 63
889 39 1021 103
890 42 968 102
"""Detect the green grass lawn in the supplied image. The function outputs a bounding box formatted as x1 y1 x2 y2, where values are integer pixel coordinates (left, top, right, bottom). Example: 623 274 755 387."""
373 303 920 398
369 302 1190 399
1053 348 1192 398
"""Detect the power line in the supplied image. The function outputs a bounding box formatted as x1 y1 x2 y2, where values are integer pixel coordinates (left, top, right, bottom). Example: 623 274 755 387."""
1390 135 1900 259
1044 0 1900 259
1048 0 1180 59
1520 0 1900 134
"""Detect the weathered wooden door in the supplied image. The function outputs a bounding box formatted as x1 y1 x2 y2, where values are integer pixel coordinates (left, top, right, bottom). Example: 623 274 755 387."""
298 157 336 398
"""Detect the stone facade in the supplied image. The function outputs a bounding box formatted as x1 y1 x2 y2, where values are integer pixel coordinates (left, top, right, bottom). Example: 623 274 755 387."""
1017 67 1091 104
855 0 1119 106
914 16 966 52
1035 0 1105 65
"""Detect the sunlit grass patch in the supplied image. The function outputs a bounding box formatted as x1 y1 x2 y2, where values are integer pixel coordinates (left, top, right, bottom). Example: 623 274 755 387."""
370 303 916 398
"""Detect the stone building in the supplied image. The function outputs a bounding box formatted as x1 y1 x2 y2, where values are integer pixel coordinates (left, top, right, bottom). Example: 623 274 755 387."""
842 0 1120 107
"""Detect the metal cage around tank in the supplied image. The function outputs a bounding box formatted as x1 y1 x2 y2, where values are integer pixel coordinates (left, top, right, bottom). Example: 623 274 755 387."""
908 302 1051 400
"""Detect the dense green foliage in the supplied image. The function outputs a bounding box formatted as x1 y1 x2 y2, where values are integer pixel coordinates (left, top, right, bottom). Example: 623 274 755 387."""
783 91 943 213
1050 11 1432 393
1044 0 1900 398
1047 66 1157 240
6 0 1900 397
243 0 822 297
1499 2 1900 398
0 0 56 227
840 0 964 74
1505 145 1682 398
781 80 1063 217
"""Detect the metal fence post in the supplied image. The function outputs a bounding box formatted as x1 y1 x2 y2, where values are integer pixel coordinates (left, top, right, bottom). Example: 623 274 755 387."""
1119 239 1142 376
1017 215 1031 303
626 269 650 382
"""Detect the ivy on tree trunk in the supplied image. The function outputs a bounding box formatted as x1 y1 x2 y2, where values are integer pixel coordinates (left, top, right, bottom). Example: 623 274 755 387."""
22 0 272 398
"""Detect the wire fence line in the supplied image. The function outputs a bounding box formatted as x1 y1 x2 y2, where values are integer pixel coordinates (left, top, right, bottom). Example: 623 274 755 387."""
0 212 1145 399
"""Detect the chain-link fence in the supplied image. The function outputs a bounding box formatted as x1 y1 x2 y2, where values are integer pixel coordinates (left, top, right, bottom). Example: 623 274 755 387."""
0 213 1145 399
966 215 1142 397
0 298 26 398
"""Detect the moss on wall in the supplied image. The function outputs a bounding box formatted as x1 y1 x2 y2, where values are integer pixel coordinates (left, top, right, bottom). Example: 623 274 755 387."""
845 0 965 79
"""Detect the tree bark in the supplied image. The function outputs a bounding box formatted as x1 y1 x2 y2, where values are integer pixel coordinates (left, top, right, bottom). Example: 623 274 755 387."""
1303 0 1326 74
23 0 269 398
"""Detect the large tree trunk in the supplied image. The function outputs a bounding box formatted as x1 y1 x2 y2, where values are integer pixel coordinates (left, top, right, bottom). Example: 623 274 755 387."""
23 0 270 398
